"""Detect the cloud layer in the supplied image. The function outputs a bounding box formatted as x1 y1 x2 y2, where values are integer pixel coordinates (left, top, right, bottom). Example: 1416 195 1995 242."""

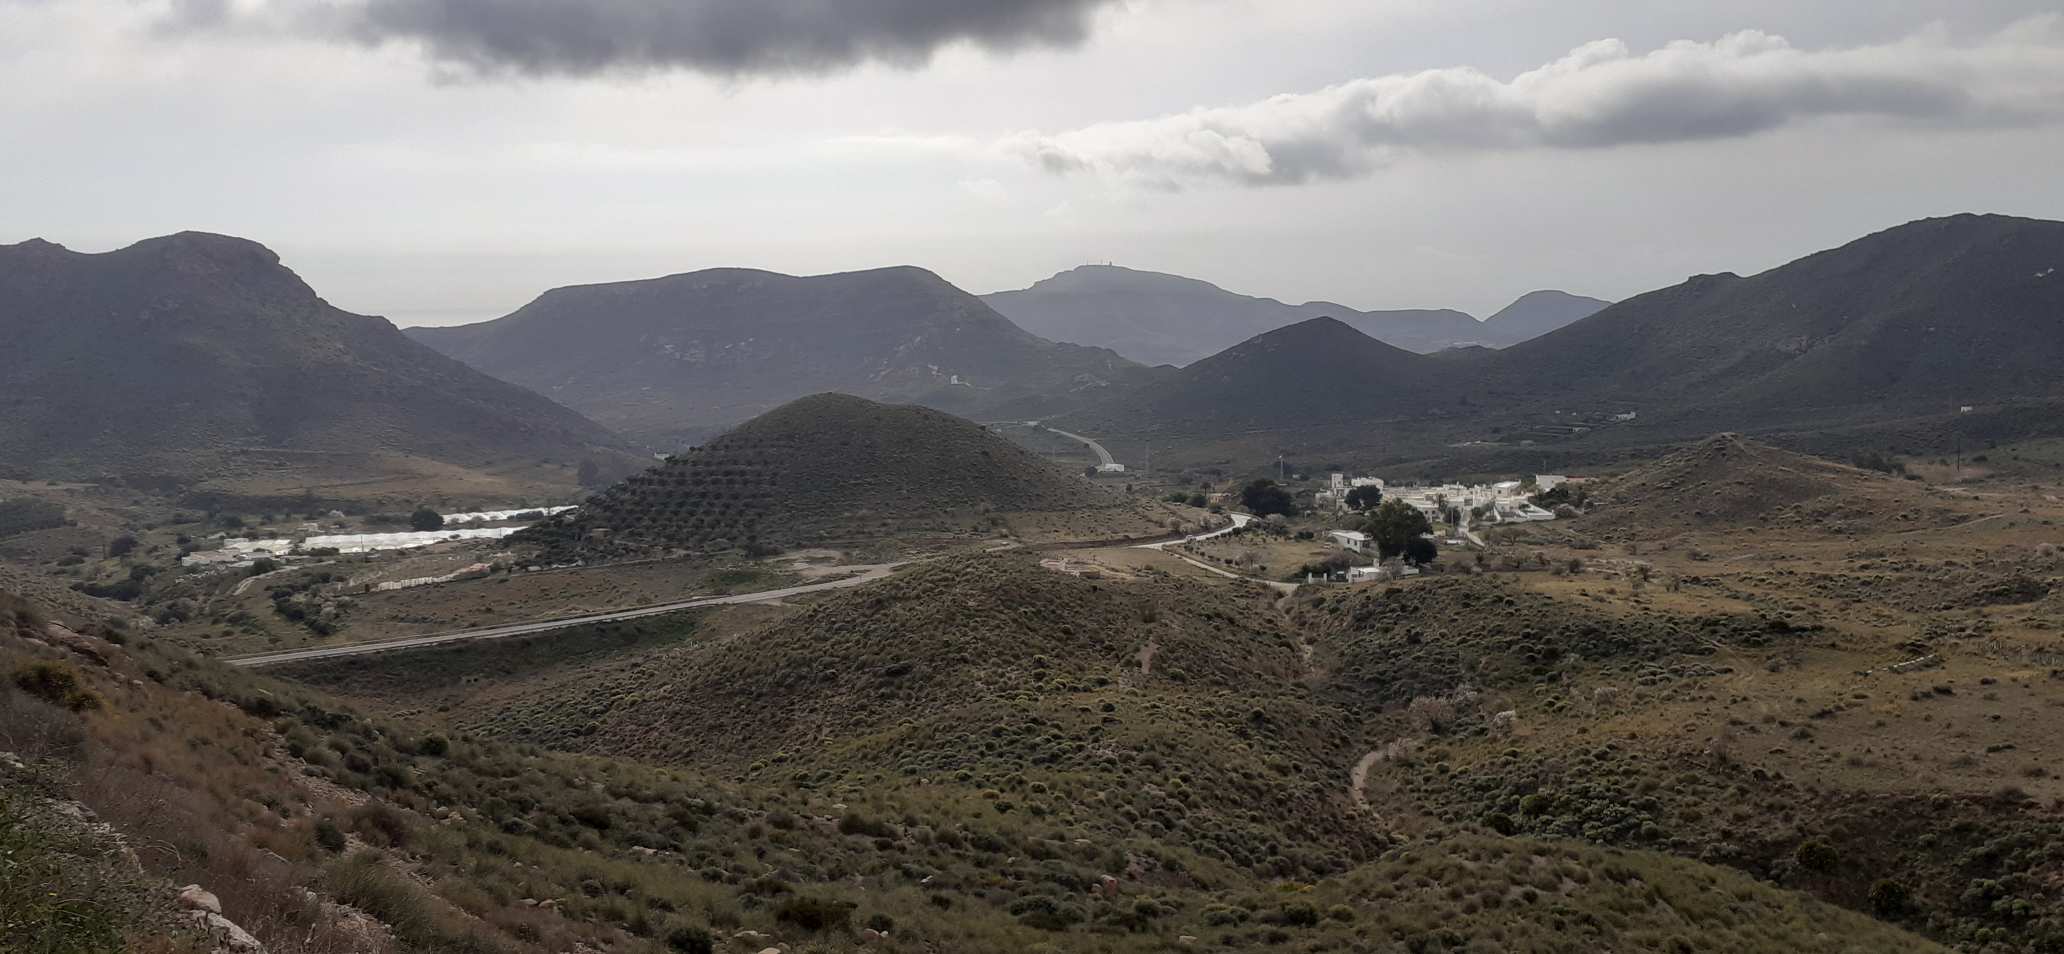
1010 17 2064 187
168 0 1119 78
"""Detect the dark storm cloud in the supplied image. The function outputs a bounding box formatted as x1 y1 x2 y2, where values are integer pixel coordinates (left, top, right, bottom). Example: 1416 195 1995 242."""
169 0 1122 78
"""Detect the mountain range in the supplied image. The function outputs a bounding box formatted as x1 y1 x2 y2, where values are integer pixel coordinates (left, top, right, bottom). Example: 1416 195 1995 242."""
1478 213 2064 416
407 266 1154 446
0 232 637 499
982 264 1609 366
1077 214 2064 448
6 214 2057 492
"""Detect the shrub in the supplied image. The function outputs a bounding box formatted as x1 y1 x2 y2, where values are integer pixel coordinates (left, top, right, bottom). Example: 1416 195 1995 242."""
313 818 347 853
410 507 445 532
105 535 137 558
773 895 853 932
1869 879 1913 918
0 793 122 954
663 923 714 954
0 499 68 537
1268 902 1321 927
349 802 413 848
1794 838 1838 873
9 663 102 713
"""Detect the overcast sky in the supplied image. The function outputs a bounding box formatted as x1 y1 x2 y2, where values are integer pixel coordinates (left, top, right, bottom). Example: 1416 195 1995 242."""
5 1 2063 325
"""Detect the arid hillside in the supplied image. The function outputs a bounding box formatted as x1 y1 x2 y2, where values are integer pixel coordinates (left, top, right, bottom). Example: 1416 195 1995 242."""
1577 433 1965 535
521 393 1184 557
0 232 641 503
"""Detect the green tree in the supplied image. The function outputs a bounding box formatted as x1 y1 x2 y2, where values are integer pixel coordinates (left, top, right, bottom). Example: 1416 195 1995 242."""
1403 535 1439 566
1343 485 1383 511
409 507 444 532
1363 498 1433 559
1239 479 1296 517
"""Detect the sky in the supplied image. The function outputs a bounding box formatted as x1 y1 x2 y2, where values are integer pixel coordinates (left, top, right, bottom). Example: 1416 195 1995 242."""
4 0 2063 326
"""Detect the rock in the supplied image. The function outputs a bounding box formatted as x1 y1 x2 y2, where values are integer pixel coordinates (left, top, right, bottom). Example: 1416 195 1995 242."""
187 910 265 953
178 885 223 915
757 949 783 954
733 929 770 942
1179 936 1199 944
629 845 659 856
1890 654 1942 674
860 928 886 942
1099 874 1120 897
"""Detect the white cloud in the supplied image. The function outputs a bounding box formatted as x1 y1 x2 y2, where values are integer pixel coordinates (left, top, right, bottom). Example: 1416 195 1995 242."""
957 177 1011 203
1007 16 2064 187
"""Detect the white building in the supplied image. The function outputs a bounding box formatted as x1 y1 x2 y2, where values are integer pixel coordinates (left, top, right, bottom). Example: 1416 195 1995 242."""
1534 475 1567 493
1097 462 1127 474
1327 530 1371 553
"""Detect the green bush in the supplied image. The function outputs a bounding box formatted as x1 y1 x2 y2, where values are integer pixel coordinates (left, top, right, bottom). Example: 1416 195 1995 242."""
663 922 713 954
1794 838 1839 873
772 895 853 932
10 663 102 713
0 795 122 954
1869 879 1913 918
313 818 348 853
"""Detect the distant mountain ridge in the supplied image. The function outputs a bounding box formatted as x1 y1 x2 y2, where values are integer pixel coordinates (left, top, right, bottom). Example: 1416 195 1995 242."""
1481 213 2064 415
408 265 1150 446
982 264 1605 366
1079 214 2064 448
0 232 635 495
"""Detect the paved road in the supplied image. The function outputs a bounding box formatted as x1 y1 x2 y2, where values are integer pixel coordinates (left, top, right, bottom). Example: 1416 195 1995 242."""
1044 427 1117 469
224 563 902 668
1130 512 1296 592
1134 511 1253 550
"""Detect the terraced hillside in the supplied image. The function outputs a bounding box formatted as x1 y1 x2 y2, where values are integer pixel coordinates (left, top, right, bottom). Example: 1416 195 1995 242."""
520 393 1177 556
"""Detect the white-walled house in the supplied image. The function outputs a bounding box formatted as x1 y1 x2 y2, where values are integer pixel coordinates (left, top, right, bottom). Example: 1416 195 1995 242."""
1328 530 1371 553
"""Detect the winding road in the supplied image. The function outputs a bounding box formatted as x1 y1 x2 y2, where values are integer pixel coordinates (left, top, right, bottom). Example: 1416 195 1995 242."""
1043 427 1118 469
223 563 902 669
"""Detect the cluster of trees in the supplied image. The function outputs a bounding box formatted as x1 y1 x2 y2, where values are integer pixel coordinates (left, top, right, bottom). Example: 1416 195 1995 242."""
1344 485 1383 511
0 499 66 537
1363 499 1438 566
1238 480 1296 518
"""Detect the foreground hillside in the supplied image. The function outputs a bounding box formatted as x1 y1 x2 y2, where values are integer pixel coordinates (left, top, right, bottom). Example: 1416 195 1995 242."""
3 569 1950 953
408 265 1148 446
520 393 1185 557
278 433 2064 953
0 233 639 504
